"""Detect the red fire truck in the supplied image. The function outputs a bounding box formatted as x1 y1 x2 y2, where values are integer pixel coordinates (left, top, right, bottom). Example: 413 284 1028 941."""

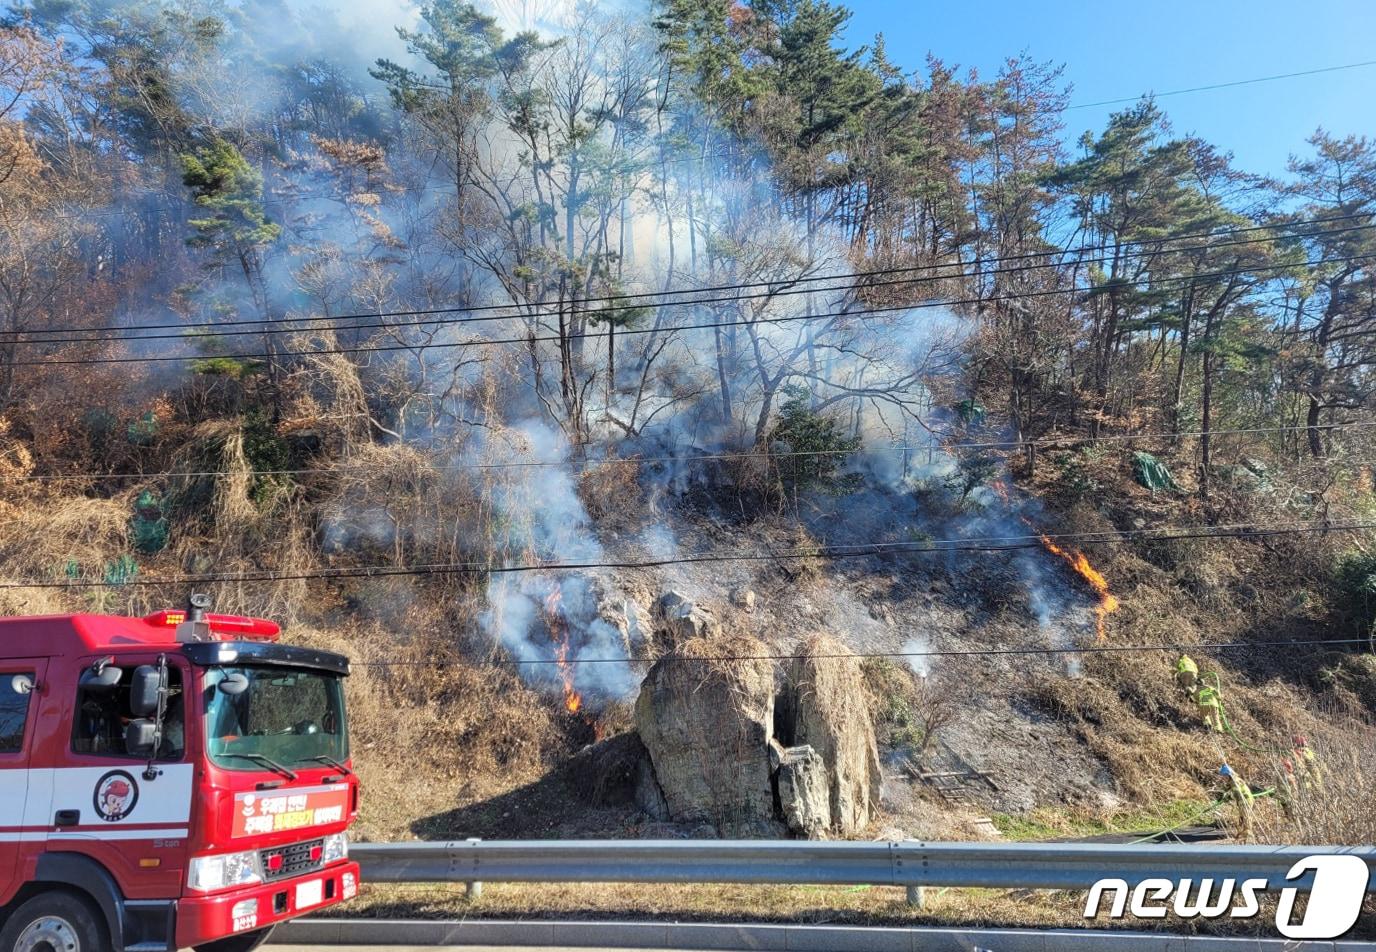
0 596 361 952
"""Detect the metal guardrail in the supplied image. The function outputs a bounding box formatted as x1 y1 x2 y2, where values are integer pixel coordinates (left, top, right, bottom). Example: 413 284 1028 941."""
352 840 1376 892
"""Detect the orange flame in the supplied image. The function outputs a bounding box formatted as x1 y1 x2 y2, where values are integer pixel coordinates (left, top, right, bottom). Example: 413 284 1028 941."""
1039 535 1120 641
542 584 584 713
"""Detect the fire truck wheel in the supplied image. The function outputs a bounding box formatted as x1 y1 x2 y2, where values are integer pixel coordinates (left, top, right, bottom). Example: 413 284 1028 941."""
192 926 275 952
0 890 109 952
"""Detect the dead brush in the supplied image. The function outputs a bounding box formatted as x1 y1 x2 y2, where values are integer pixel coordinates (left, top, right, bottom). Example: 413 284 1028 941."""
291 615 560 839
577 458 644 524
1027 652 1226 802
863 657 964 760
317 442 464 569
786 634 873 737
778 525 825 586
151 418 316 621
0 492 131 590
165 418 295 540
293 351 377 451
0 578 64 615
0 416 35 503
1253 728 1376 846
666 631 776 692
193 508 315 623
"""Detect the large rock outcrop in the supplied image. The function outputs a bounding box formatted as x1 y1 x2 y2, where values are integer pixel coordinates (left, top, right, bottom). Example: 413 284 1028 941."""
771 741 831 838
633 634 782 836
634 622 883 838
783 634 884 834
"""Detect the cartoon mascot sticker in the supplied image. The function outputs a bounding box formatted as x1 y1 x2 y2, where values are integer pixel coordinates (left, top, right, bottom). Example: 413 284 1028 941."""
93 770 139 822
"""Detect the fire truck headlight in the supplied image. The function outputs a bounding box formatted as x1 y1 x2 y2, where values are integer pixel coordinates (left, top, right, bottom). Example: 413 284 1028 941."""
321 833 349 864
188 850 263 891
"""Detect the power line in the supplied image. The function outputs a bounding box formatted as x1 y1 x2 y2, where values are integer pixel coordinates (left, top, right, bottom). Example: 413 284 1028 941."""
1067 59 1376 111
13 520 1376 589
355 637 1372 668
9 420 1376 482
6 251 1372 368
11 219 1369 349
5 211 1366 343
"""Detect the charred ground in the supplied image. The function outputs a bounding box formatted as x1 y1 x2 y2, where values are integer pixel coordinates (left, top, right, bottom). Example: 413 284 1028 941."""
1 0 1375 861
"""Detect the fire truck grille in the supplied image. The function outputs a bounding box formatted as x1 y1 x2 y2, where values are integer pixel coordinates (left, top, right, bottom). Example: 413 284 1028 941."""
261 838 325 881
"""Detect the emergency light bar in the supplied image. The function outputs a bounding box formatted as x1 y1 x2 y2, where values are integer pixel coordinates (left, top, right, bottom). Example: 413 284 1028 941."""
144 610 281 641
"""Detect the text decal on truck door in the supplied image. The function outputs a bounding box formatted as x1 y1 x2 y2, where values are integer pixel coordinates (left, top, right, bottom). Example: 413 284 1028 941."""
232 783 350 837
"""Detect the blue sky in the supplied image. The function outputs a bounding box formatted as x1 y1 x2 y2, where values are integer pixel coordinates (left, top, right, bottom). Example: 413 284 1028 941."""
841 0 1376 178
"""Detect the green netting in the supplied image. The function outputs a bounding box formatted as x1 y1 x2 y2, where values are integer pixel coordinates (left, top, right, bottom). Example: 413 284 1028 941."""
1132 451 1180 493
131 490 169 554
127 410 159 445
103 555 139 586
953 399 987 427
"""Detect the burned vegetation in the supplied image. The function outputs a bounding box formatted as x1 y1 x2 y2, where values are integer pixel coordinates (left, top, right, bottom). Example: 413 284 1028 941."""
0 0 1373 851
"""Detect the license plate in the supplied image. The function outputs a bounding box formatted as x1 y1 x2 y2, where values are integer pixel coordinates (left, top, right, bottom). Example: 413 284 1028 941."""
295 879 324 910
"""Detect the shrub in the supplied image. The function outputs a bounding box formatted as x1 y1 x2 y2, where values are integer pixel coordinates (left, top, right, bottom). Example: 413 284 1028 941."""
767 392 861 496
1333 550 1376 639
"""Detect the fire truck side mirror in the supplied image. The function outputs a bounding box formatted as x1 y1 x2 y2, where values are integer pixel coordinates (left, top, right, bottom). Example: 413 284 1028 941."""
80 662 122 689
125 718 158 755
130 664 164 717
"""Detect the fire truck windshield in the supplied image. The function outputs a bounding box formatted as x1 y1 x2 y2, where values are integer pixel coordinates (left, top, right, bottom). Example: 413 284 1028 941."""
203 665 348 771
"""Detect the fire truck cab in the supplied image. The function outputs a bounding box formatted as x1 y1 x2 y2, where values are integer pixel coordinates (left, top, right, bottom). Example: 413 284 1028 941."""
0 597 360 952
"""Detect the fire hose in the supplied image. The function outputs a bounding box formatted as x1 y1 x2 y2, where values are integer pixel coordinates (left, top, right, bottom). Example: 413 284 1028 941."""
1197 671 1294 755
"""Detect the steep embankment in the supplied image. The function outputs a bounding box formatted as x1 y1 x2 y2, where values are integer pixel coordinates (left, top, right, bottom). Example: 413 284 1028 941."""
312 443 1375 844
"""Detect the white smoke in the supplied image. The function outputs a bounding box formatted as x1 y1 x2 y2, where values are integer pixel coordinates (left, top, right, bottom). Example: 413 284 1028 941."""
902 636 931 679
471 419 636 705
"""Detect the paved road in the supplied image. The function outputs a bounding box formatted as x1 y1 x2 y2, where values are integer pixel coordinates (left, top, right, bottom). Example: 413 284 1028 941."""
269 919 1376 950
273 948 692 952
271 940 1376 951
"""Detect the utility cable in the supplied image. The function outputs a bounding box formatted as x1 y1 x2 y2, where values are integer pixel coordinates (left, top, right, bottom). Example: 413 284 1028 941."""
6 251 1371 368
11 519 1376 589
1067 60 1376 111
2 211 1366 342
10 220 1368 349
6 420 1376 482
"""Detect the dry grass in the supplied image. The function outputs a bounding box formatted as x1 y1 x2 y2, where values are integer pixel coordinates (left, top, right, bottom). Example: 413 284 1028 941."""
294 610 560 840
1027 652 1227 802
1254 729 1376 846
666 630 776 691
0 578 65 615
1317 652 1376 718
335 880 1374 939
316 442 455 566
577 458 645 524
0 493 130 591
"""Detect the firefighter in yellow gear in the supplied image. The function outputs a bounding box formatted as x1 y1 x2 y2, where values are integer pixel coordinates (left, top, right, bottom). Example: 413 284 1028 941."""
1291 735 1323 790
1194 682 1225 732
1175 655 1199 694
1219 763 1254 840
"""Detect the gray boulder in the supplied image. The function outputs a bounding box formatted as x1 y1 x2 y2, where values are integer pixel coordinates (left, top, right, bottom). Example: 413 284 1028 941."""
633 636 782 837
775 743 832 838
653 591 721 646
